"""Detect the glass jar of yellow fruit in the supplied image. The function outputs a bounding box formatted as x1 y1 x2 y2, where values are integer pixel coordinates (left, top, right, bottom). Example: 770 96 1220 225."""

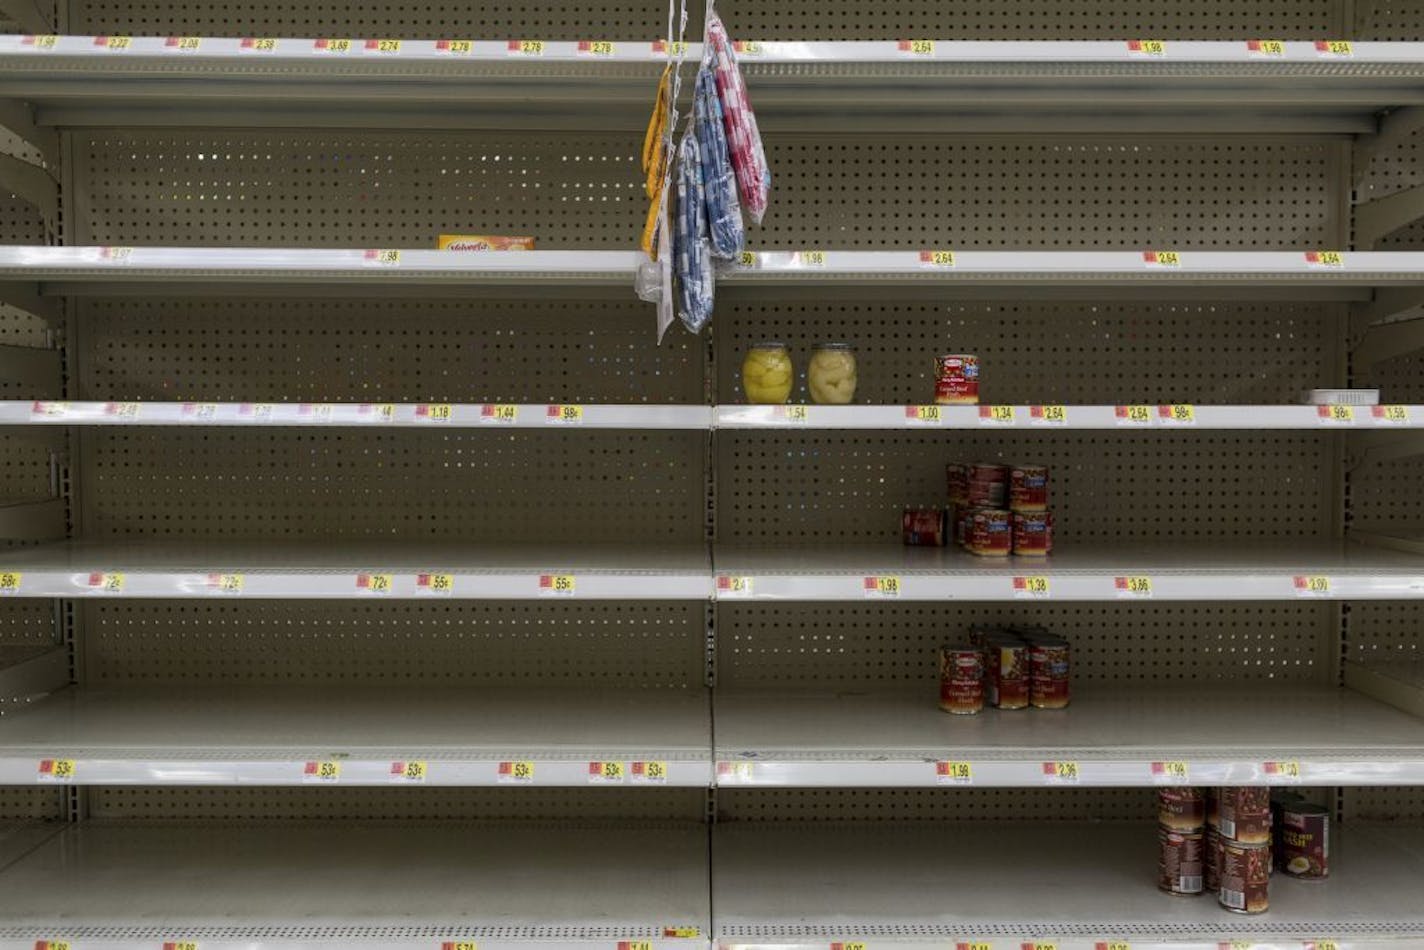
808 343 858 404
741 342 794 404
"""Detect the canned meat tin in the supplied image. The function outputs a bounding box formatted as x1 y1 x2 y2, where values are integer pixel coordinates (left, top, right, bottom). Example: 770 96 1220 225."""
938 645 985 715
1219 840 1270 914
1279 802 1329 880
946 463 969 506
1012 511 1053 556
934 354 980 405
1204 824 1223 893
966 462 1009 508
1158 787 1206 833
1009 464 1049 513
1158 826 1205 896
968 508 1012 556
902 508 946 546
1219 786 1271 844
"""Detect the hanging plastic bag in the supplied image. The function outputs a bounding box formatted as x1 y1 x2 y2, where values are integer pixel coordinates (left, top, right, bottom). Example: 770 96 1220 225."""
705 12 770 226
640 65 674 256
673 131 715 333
693 61 744 258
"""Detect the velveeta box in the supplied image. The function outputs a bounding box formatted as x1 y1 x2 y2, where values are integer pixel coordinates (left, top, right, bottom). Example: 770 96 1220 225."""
437 235 536 251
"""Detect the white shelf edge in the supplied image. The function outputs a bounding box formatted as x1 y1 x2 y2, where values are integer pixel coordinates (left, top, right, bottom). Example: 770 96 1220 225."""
3 403 1417 430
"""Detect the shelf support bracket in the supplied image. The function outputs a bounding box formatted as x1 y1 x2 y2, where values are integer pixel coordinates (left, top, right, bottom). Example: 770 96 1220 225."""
1353 106 1424 188
0 497 65 542
0 152 57 238
1351 290 1424 366
0 0 53 35
0 280 61 323
1353 183 1424 250
0 647 68 711
1346 431 1424 469
0 343 60 392
0 99 58 169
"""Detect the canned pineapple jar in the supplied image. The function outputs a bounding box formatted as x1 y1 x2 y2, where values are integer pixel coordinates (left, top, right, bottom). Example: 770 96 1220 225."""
741 342 794 404
807 343 858 405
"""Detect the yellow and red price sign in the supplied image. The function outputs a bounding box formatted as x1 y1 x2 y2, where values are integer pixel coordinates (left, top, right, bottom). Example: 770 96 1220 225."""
936 760 972 784
357 572 392 594
898 39 935 55
417 403 453 422
798 250 827 267
1013 575 1050 598
436 39 473 53
1095 943 1131 950
417 572 454 595
546 404 584 425
38 758 76 782
863 575 901 598
498 760 534 782
390 760 427 782
905 405 942 424
164 36 202 51
919 249 955 267
1305 250 1344 267
1115 575 1152 598
955 942 992 950
241 37 278 51
831 943 867 950
442 942 479 950
588 760 625 783
1127 39 1166 55
1315 40 1353 56
1030 404 1067 425
95 35 132 49
88 572 125 593
734 40 764 55
366 38 402 53
1158 404 1196 425
480 404 518 424
1151 760 1189 781
776 405 811 424
1317 404 1355 424
1142 250 1180 267
1265 760 1303 780
737 250 759 268
163 942 200 950
539 574 576 596
1247 39 1285 56
1293 575 1330 597
1043 760 1079 782
314 38 353 52
365 248 400 265
1373 405 1410 424
303 760 341 782
717 575 753 596
979 405 1015 425
631 760 668 783
207 573 244 594
618 942 654 950
24 35 58 48
0 571 22 595
1115 405 1152 425
578 40 615 55
508 39 545 55
663 927 701 938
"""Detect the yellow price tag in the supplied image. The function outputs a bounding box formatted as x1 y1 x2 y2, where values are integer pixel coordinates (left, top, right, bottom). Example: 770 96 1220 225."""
28 35 58 48
799 250 827 266
547 404 584 424
1116 404 1151 425
590 760 625 783
920 250 955 267
1309 941 1340 950
317 38 352 52
164 941 200 950
481 404 518 424
499 760 534 782
210 573 244 594
779 405 810 424
37 943 71 950
907 405 942 424
581 40 615 55
1115 575 1152 598
1130 39 1166 55
837 943 868 950
443 942 479 950
864 575 901 598
168 36 202 50
1143 249 1180 267
901 39 935 55
1319 404 1355 423
541 574 576 596
367 248 400 265
1266 760 1302 779
513 39 545 55
419 403 453 422
738 250 758 267
1031 404 1067 424
1028 944 1057 950
663 928 700 939
418 572 454 594
1098 943 1131 950
936 760 972 783
39 758 75 781
1294 575 1330 596
305 760 341 781
369 38 402 52
393 760 427 782
633 760 668 782
441 39 473 53
245 37 278 51
102 35 132 49
0 571 21 594
1152 760 1189 780
103 246 134 262
717 575 753 596
653 40 690 56
981 405 1015 424
621 943 654 950
1375 405 1409 424
358 573 393 593
1045 761 1079 781
1014 575 1050 598
1250 39 1286 55
92 572 125 593
955 943 991 950
1160 404 1196 424
736 40 763 55
1308 250 1344 266
1318 40 1353 55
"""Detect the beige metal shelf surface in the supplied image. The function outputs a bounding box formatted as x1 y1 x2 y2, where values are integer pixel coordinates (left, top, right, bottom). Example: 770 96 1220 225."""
2 36 1423 132
714 685 1424 786
0 821 711 947
0 684 712 786
712 822 1424 946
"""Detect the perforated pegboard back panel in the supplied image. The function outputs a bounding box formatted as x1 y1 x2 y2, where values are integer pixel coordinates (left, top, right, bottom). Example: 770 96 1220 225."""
717 788 1156 822
718 603 1336 688
0 787 61 820
0 602 60 648
66 0 1345 39
78 429 704 542
87 786 705 821
71 135 1343 250
1342 788 1424 822
80 601 706 686
1343 602 1424 667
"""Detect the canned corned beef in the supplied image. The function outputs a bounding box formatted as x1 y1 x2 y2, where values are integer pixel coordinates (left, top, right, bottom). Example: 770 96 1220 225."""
1219 786 1271 844
966 462 1009 508
968 508 1012 556
1012 511 1053 556
1204 824 1223 893
938 644 984 715
983 635 1029 709
1219 840 1270 914
1158 787 1206 833
902 508 946 546
1028 637 1070 709
1009 464 1049 513
1158 826 1205 896
1279 802 1329 880
934 354 980 405
946 462 969 505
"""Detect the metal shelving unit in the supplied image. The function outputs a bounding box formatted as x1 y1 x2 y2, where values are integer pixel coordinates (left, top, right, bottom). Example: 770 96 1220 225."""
2 0 1424 944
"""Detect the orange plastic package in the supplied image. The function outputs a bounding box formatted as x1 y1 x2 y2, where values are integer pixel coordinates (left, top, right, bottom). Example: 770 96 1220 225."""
437 235 536 251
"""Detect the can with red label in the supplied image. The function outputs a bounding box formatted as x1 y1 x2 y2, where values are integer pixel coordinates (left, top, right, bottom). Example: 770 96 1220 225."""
938 644 984 715
934 354 980 405
1279 802 1329 880
902 508 946 546
1219 786 1271 844
1206 787 1220 829
1028 637 1070 709
983 635 1029 709
1158 826 1205 896
967 507 1012 557
946 462 969 505
1219 840 1270 914
1158 787 1206 833
1009 464 1049 513
1012 511 1053 556
952 505 972 547
966 462 1009 508
1204 824 1223 893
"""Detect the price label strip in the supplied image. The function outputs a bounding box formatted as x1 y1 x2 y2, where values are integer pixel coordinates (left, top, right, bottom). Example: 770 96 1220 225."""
1095 942 1131 950
1142 249 1180 267
898 39 935 55
442 942 479 950
1293 575 1331 597
417 403 454 422
1030 405 1067 425
863 575 901 598
547 404 584 425
0 571 21 595
365 38 402 53
390 760 427 783
1158 404 1196 425
1315 40 1353 56
1372 405 1410 425
240 38 278 51
1127 39 1166 56
919 249 955 267
1115 405 1152 426
798 250 827 267
1114 575 1152 598
303 760 341 783
1247 39 1286 56
498 760 535 783
588 760 625 784
364 248 400 265
509 39 545 55
436 39 473 53
1013 575 1050 599
577 40 615 55
163 942 200 950
1043 760 1080 784
716 575 754 597
164 36 202 51
481 404 518 424
357 573 393 594
417 572 455 595
37 758 76 782
979 405 1015 425
315 38 353 52
88 572 125 593
539 574 576 596
630 760 668 783
1264 760 1303 781
1151 760 1189 782
1317 404 1355 425
1305 250 1344 267
904 405 942 425
206 573 244 594
936 760 973 784
776 405 811 424
830 943 866 950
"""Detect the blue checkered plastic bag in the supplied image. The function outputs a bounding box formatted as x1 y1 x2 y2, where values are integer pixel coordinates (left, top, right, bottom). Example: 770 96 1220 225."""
694 62 744 258
673 131 715 333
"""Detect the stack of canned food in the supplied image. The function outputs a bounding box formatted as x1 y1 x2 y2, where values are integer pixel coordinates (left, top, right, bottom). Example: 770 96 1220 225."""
1158 787 1330 913
937 625 1070 715
947 462 1052 556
